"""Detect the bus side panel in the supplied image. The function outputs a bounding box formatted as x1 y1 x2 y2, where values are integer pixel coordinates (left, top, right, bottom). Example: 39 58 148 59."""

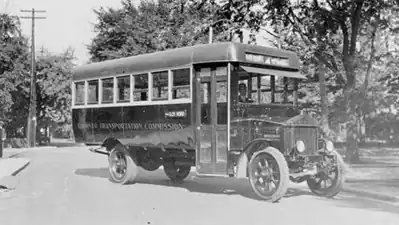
157 103 194 149
72 104 194 148
72 108 93 144
92 106 126 142
121 104 161 141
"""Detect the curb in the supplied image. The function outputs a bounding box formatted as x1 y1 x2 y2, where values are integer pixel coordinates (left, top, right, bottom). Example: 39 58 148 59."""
10 160 30 176
0 158 30 189
342 187 399 203
3 146 56 158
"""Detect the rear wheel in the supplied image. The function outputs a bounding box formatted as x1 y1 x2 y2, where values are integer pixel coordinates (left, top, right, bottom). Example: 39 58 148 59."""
248 147 289 202
140 157 161 171
108 144 138 184
163 163 191 183
306 150 346 197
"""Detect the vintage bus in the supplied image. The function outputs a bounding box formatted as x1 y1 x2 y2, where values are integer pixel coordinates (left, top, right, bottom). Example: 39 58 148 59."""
71 42 345 202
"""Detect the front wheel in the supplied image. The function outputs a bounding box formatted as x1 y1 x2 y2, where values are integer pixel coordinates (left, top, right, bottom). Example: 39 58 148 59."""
248 147 289 202
306 150 346 197
108 144 138 184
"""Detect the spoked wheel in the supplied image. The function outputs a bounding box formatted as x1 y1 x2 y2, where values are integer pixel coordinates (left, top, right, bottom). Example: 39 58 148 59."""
108 144 138 184
307 151 346 197
141 159 161 171
163 163 191 183
248 147 289 202
140 153 161 171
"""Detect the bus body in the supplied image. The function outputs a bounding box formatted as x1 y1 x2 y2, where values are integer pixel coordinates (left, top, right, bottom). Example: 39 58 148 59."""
72 42 345 201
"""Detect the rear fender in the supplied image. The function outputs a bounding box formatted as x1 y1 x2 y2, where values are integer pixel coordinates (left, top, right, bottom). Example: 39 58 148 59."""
101 137 122 152
236 139 271 178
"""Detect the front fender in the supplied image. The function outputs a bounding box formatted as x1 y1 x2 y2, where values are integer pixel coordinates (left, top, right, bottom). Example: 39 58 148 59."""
236 139 271 179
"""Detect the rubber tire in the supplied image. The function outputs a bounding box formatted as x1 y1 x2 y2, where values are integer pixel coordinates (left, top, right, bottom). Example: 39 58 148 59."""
248 147 289 202
140 158 161 171
108 144 138 184
163 164 191 183
307 150 346 197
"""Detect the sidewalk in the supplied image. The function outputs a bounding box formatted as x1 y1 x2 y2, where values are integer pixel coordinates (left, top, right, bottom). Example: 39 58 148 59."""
340 147 399 203
2 146 54 158
0 147 35 190
343 164 399 202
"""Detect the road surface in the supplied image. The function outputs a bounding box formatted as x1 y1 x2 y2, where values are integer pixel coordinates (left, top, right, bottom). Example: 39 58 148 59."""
1 147 398 225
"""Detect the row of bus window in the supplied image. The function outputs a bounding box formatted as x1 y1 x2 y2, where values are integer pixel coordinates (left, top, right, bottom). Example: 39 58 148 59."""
74 68 190 105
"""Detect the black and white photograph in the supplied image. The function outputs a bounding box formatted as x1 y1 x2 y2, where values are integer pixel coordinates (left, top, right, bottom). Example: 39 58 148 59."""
0 0 399 224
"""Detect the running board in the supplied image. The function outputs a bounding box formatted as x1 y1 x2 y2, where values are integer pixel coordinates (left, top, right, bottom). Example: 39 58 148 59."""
89 147 109 156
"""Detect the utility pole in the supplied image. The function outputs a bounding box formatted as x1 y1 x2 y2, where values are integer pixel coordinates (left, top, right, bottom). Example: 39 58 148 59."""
20 8 46 148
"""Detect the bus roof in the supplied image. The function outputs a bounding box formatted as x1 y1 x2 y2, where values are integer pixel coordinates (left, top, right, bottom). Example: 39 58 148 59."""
72 42 302 81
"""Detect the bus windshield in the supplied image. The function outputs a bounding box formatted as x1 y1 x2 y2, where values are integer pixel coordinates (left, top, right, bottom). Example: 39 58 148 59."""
238 71 298 105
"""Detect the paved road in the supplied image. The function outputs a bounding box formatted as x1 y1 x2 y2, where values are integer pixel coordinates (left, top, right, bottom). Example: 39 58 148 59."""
1 147 399 225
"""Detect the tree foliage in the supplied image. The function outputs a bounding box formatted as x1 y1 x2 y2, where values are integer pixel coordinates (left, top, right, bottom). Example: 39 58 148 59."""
89 0 225 62
0 14 29 123
1 13 74 139
5 48 75 138
259 1 399 161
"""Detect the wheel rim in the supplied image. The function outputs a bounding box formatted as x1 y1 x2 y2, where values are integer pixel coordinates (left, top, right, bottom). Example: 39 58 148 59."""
110 151 127 181
309 166 338 192
250 153 281 197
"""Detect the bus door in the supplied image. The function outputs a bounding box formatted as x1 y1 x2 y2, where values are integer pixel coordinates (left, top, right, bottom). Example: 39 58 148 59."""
194 65 229 176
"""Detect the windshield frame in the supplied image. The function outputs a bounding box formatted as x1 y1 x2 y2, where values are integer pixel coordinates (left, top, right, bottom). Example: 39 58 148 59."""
236 69 299 107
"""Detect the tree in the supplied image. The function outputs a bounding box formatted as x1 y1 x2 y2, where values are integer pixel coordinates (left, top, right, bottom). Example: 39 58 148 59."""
197 0 399 162
89 0 228 62
5 48 75 141
260 0 398 162
0 14 29 124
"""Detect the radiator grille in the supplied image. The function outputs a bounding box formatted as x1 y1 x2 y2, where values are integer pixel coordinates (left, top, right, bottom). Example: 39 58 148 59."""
284 126 318 155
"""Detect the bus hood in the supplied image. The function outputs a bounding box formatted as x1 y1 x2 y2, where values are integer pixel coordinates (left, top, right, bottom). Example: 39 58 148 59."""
231 112 319 127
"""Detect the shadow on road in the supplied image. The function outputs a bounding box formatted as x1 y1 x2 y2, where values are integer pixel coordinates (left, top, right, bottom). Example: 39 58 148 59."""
346 178 399 188
328 195 399 215
75 167 399 215
74 167 313 201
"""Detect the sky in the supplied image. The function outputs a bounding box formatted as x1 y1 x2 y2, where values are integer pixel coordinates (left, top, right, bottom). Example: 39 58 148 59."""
1 0 275 66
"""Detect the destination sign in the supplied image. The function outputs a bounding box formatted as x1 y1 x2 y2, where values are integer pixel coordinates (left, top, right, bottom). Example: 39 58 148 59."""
78 122 184 131
165 110 187 118
245 53 290 67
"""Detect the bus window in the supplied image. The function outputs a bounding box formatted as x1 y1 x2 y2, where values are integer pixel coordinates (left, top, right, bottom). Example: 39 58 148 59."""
152 71 168 101
238 72 295 104
259 76 272 104
133 74 148 101
200 68 211 77
172 68 190 100
216 67 227 76
101 78 114 103
216 81 227 103
117 76 130 102
274 76 294 103
74 81 85 105
201 82 210 104
201 82 211 125
87 80 99 104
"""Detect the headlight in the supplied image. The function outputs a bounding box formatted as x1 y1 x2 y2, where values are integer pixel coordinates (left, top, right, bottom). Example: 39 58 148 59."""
295 140 306 153
325 140 334 152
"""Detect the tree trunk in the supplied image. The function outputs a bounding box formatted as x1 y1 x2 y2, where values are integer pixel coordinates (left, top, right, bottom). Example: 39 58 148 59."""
360 8 379 143
344 86 360 163
319 64 330 137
